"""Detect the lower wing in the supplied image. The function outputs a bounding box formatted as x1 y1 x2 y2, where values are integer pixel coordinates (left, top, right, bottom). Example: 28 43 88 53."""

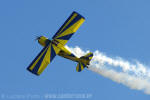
27 42 60 75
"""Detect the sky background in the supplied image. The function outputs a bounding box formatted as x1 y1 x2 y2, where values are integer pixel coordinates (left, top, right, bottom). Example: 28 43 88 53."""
0 0 150 100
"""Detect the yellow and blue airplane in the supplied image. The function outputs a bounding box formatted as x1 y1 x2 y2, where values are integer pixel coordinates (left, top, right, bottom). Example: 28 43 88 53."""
27 11 93 76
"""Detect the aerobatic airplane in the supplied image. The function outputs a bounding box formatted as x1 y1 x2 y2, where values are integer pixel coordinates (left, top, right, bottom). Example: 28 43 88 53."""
27 11 93 75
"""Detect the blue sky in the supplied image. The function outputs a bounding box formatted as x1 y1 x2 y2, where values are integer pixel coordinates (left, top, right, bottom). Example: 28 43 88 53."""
0 0 150 99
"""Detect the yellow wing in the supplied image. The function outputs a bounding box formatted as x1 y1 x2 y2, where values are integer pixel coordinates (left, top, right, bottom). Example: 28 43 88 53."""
27 42 60 75
52 11 85 45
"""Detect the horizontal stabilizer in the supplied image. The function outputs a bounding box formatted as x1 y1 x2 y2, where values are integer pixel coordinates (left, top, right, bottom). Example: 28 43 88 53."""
76 52 93 72
76 62 86 72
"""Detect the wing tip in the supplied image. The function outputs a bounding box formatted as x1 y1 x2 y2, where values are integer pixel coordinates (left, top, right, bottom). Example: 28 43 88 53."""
73 11 85 19
26 67 40 76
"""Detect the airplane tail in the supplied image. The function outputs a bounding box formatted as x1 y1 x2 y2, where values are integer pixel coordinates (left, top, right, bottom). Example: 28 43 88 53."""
76 52 93 72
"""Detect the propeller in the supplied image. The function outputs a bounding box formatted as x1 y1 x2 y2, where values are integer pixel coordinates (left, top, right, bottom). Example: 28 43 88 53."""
35 36 41 41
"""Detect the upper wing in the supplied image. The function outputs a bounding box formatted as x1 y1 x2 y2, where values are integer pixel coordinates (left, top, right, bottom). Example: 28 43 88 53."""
52 11 85 45
27 42 61 75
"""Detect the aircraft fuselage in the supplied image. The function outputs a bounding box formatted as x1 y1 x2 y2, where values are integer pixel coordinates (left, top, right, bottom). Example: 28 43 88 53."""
38 36 89 65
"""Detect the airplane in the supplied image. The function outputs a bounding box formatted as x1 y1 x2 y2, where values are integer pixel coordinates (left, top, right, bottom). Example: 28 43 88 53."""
27 11 93 76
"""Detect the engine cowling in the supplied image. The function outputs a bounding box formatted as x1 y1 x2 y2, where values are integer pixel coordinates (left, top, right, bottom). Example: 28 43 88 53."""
38 36 51 47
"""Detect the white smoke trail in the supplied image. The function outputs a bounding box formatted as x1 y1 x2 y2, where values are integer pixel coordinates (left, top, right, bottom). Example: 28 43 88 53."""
65 46 150 95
